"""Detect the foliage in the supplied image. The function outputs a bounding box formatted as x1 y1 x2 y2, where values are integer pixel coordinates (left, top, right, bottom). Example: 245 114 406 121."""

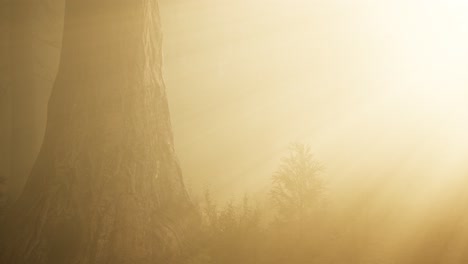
184 144 334 264
271 143 324 223
185 192 265 264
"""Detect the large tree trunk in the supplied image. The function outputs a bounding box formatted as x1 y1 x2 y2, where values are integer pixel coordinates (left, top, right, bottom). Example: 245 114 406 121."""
1 0 192 263
8 0 63 205
10 0 38 204
0 0 13 216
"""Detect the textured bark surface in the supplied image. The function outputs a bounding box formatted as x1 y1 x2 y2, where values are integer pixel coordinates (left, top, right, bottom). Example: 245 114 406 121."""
10 0 40 204
1 0 193 263
0 0 12 213
8 0 63 204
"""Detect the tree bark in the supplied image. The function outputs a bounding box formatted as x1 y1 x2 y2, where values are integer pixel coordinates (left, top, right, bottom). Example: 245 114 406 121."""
9 0 40 204
0 0 12 216
1 0 192 263
8 0 64 205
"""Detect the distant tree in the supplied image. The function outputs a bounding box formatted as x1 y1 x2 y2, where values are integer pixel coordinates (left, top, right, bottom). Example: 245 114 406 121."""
203 190 219 229
271 143 324 223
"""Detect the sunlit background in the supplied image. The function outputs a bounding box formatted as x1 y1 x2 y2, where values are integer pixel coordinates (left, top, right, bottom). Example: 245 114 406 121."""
161 0 468 200
161 1 468 259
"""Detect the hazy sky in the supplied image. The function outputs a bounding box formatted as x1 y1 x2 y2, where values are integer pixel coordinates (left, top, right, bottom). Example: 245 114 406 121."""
159 0 468 200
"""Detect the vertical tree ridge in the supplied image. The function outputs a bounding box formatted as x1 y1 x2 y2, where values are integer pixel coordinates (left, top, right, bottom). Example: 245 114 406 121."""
1 0 193 263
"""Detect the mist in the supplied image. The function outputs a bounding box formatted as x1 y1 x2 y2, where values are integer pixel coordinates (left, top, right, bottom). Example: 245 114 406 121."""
1 0 468 263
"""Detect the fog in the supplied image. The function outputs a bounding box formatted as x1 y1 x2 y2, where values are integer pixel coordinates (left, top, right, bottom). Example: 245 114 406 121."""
2 0 468 263
161 0 468 200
